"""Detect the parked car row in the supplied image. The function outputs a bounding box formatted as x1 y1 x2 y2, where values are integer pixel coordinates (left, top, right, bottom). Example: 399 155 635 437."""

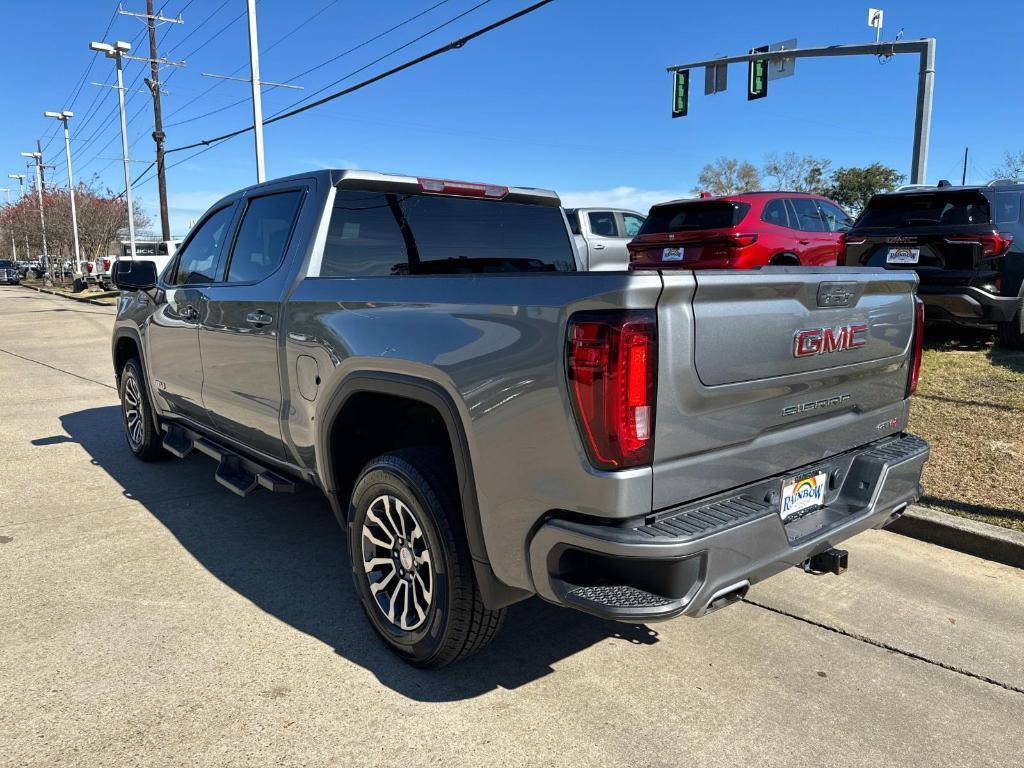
574 180 1023 348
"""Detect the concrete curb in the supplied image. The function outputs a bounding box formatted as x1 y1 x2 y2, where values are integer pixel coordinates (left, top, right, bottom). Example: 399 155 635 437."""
17 283 118 307
888 505 1024 569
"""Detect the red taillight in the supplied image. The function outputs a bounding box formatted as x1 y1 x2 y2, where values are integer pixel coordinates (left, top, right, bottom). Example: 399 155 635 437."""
102 258 112 271
567 311 656 469
943 231 1013 258
417 177 508 199
84 262 94 274
907 297 925 396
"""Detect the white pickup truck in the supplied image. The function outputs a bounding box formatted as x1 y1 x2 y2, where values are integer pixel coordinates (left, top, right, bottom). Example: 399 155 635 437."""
85 239 180 289
565 207 646 270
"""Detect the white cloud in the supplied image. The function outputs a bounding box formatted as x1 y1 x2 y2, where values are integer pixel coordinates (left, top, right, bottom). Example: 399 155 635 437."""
559 186 690 213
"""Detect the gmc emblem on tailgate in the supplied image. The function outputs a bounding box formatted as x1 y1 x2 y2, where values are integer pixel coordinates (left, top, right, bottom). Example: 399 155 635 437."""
793 324 868 358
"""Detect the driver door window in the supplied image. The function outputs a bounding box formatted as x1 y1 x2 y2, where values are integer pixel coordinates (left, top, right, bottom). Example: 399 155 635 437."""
169 205 235 285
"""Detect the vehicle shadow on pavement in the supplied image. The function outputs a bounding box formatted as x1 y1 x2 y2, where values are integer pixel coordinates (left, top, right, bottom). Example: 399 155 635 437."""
56 406 660 701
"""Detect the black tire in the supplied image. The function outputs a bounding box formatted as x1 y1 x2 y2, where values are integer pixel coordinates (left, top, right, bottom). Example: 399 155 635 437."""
349 449 504 668
770 252 800 266
997 309 1024 350
118 357 167 461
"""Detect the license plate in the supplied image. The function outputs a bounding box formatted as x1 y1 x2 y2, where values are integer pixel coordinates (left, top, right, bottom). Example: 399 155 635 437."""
886 247 920 264
662 247 687 262
780 471 828 519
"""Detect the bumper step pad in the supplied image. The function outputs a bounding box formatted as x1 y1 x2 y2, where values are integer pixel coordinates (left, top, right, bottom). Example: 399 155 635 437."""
565 584 674 611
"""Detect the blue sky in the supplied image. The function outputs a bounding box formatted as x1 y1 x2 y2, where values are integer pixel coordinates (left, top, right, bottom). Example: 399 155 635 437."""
1 0 1021 236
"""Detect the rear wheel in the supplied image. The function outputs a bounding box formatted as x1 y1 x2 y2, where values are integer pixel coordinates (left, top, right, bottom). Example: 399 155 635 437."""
770 252 800 266
118 357 167 461
349 449 504 668
997 309 1024 349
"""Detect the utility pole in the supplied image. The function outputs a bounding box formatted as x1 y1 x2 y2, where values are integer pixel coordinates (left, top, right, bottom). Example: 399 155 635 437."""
36 139 46 189
202 1 301 184
119 1 184 241
961 146 969 186
247 0 266 182
45 111 82 273
8 174 28 260
666 38 937 185
20 151 49 280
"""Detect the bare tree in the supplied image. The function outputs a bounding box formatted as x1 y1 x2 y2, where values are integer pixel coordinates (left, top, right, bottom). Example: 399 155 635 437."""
0 176 150 265
763 152 832 194
991 151 1024 180
693 157 761 196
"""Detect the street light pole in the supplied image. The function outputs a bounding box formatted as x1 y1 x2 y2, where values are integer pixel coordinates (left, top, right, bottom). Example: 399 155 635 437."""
45 111 82 273
246 0 266 182
91 40 137 262
0 188 15 261
20 151 49 280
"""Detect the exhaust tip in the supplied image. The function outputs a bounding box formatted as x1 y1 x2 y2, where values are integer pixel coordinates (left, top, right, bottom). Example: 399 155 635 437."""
703 580 750 614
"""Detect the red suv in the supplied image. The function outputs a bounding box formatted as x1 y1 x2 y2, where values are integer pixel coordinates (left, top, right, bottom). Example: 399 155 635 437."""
628 192 853 269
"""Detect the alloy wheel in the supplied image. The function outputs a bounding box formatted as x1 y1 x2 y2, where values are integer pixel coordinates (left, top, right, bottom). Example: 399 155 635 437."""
122 372 144 449
360 494 434 631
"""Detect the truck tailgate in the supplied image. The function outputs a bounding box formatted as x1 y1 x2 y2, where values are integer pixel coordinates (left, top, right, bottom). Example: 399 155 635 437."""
652 267 918 510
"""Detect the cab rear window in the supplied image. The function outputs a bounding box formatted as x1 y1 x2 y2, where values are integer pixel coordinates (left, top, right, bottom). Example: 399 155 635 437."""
320 190 576 276
639 201 749 234
856 192 990 228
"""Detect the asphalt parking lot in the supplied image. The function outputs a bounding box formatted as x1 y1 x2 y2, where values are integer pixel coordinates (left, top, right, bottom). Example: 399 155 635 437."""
2 288 1023 768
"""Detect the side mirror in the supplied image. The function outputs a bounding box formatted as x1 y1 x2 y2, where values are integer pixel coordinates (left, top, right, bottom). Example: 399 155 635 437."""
112 260 158 291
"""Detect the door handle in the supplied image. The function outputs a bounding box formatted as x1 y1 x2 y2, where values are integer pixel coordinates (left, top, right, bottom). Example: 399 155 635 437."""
799 239 811 245
245 310 273 327
592 243 606 250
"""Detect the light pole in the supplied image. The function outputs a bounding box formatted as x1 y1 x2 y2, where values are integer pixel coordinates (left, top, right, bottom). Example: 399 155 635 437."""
90 40 137 261
0 188 14 261
20 151 49 280
44 110 82 273
8 173 28 259
246 0 266 182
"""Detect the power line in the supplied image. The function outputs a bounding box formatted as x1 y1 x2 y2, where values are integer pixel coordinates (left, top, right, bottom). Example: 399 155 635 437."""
162 0 348 126
167 0 554 155
164 0 462 130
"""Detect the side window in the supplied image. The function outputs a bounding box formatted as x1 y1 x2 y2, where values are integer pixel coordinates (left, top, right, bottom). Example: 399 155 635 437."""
565 209 581 235
790 198 826 232
816 200 853 233
320 191 408 277
225 190 303 283
169 205 235 285
761 199 790 228
995 192 1022 225
622 213 645 238
588 211 618 238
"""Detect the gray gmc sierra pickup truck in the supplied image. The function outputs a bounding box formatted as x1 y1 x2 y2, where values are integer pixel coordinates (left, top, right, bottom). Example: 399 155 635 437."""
111 169 929 668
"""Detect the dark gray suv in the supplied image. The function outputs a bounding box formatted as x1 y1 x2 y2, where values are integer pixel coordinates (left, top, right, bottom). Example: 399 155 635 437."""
841 181 1024 347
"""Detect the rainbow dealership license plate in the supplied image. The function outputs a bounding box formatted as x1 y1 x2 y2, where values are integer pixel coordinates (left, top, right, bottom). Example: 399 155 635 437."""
662 246 687 262
886 247 920 264
780 471 828 519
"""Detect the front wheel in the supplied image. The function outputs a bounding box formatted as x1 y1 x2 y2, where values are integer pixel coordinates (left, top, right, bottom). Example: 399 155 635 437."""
118 357 167 461
349 450 504 668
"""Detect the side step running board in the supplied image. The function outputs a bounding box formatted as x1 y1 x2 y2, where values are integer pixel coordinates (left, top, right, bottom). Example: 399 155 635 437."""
161 423 295 497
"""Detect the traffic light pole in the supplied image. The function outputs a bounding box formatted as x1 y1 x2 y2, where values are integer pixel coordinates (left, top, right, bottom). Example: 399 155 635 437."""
666 38 936 185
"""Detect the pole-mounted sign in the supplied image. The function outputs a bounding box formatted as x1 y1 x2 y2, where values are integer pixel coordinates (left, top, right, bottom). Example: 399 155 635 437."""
672 68 689 117
747 46 769 100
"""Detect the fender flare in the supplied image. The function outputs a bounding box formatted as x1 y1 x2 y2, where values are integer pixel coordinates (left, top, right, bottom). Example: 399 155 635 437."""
315 371 529 610
111 326 161 432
